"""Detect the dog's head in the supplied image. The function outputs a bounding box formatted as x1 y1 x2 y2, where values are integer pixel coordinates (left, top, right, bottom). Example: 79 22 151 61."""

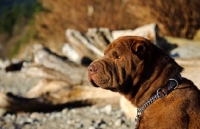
88 36 182 95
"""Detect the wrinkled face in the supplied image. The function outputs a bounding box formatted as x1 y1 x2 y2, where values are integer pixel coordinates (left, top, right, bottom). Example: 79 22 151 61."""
88 36 152 92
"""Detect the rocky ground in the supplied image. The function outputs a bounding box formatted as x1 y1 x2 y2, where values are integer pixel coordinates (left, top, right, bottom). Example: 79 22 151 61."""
0 70 134 129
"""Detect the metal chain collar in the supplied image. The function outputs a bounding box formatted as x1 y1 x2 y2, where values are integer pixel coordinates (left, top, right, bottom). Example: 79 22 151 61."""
134 76 181 129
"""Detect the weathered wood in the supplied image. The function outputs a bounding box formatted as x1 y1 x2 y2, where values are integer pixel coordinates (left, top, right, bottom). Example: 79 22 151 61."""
86 28 112 52
62 43 82 64
66 29 104 60
32 44 88 85
112 23 158 43
0 79 120 112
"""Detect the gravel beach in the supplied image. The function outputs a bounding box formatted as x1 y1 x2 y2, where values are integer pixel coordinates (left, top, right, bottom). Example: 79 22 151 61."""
0 70 134 129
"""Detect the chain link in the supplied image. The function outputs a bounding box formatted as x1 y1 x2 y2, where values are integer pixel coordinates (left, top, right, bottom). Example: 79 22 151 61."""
134 76 181 129
137 89 162 113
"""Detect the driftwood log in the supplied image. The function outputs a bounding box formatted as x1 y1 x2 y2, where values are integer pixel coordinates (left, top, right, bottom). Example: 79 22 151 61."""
0 44 121 112
0 23 199 120
0 84 120 112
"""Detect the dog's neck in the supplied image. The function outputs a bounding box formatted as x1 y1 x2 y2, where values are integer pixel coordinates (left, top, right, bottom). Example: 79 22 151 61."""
121 56 183 108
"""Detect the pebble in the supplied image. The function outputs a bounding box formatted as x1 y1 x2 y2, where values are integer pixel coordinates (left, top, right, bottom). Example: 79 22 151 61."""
100 123 107 128
95 119 106 126
75 123 83 128
24 118 33 124
0 108 6 117
61 108 68 114
30 112 44 120
101 104 112 115
93 108 100 115
88 126 96 129
114 119 125 127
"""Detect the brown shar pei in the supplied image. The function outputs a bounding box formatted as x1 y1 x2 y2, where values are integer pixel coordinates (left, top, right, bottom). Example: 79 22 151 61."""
88 36 200 129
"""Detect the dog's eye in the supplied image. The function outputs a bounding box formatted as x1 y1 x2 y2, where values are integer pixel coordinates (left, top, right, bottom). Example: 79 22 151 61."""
116 56 121 59
111 51 121 59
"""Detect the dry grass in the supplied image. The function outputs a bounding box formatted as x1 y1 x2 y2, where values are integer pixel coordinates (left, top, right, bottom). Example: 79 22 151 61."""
34 0 138 46
127 0 200 39
34 0 200 46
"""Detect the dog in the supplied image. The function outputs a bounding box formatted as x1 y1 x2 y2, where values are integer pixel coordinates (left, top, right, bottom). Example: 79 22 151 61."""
88 36 200 129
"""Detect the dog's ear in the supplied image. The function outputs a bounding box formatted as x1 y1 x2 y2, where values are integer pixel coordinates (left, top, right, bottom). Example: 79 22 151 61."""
132 42 146 58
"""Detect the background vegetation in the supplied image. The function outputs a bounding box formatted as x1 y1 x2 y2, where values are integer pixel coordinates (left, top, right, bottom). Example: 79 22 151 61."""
129 0 200 39
0 0 199 59
0 0 43 34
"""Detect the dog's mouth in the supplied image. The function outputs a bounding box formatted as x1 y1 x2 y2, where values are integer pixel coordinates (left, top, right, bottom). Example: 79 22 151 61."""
90 79 100 88
90 78 117 92
90 79 118 92
105 87 118 92
88 73 99 88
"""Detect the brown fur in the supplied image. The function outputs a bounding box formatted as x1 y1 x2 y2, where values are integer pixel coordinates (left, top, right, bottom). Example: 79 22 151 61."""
88 36 200 128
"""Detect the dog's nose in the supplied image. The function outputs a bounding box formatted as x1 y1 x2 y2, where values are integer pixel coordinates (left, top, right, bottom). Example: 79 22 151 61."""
88 64 98 75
